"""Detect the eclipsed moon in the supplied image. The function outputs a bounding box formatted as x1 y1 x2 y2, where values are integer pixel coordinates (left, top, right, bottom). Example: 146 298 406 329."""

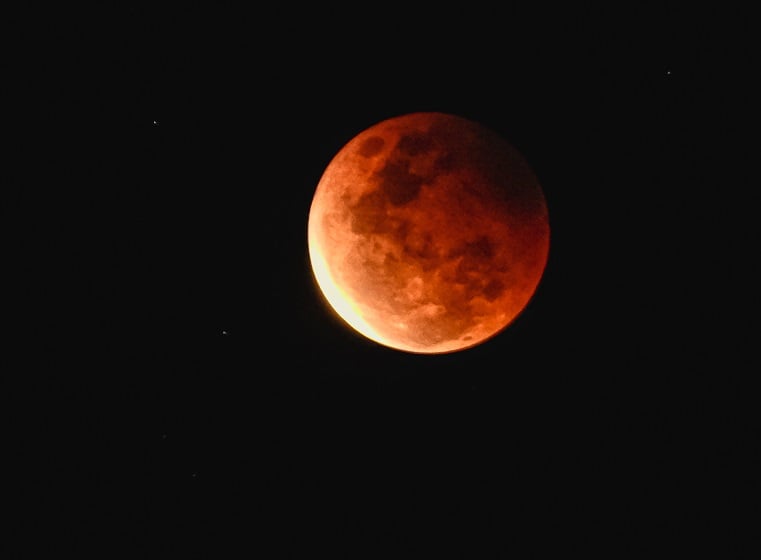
308 112 550 354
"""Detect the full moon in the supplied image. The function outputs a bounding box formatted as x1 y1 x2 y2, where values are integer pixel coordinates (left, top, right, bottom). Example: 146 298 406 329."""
308 112 550 354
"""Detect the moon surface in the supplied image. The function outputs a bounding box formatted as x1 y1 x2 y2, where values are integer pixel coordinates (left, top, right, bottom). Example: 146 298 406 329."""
308 112 550 354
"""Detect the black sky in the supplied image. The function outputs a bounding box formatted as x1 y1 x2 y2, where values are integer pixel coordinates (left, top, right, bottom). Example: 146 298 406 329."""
5 6 757 558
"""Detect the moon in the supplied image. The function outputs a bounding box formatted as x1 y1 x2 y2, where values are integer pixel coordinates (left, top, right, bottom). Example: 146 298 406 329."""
308 112 550 354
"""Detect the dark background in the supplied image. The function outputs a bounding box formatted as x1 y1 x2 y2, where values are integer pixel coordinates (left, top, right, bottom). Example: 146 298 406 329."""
5 6 757 558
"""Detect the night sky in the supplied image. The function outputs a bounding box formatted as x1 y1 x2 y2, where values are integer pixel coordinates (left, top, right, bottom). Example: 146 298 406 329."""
6 6 756 557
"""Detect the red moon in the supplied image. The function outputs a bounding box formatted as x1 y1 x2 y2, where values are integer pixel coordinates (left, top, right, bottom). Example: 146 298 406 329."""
308 112 550 354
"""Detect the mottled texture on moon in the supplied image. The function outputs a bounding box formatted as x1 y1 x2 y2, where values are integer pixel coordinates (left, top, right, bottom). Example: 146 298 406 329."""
308 112 550 354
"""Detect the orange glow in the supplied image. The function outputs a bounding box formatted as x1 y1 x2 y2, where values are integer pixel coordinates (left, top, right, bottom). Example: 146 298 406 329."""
308 112 550 354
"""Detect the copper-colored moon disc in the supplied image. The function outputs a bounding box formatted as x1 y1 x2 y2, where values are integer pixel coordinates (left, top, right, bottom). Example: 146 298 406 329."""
308 112 550 354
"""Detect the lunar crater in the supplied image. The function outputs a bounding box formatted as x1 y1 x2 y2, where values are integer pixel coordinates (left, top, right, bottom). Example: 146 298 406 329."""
397 133 435 156
375 159 425 206
359 136 385 157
